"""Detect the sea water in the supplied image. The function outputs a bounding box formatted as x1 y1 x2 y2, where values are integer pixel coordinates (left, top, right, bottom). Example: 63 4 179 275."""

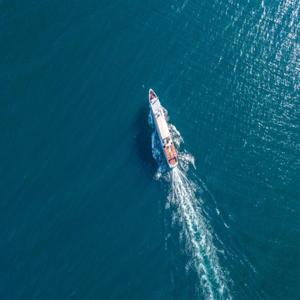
1 0 299 299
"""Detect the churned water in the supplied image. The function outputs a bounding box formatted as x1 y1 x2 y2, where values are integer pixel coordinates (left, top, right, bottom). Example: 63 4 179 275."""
0 0 299 299
151 116 231 299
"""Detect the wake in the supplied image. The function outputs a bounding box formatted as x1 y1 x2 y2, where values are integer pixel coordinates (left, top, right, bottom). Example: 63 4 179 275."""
149 112 231 299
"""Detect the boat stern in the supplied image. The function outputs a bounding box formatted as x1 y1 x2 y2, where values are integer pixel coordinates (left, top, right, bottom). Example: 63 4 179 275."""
168 157 178 168
164 143 178 168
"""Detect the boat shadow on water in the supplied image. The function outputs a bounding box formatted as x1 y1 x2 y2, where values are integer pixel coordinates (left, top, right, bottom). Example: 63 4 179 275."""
133 106 157 176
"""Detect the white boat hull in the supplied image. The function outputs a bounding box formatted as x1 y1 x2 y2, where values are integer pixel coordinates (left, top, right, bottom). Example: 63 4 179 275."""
149 89 178 168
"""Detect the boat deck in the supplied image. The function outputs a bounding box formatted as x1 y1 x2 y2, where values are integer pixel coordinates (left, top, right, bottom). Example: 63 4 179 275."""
164 143 177 166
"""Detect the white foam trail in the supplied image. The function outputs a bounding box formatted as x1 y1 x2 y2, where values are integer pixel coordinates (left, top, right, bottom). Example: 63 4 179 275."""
170 168 230 299
150 111 231 299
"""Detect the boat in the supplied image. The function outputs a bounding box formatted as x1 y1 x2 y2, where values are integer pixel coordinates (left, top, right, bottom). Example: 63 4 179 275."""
149 89 178 168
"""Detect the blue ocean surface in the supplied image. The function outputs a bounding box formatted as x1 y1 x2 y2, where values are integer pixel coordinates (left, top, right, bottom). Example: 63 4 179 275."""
0 0 299 299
